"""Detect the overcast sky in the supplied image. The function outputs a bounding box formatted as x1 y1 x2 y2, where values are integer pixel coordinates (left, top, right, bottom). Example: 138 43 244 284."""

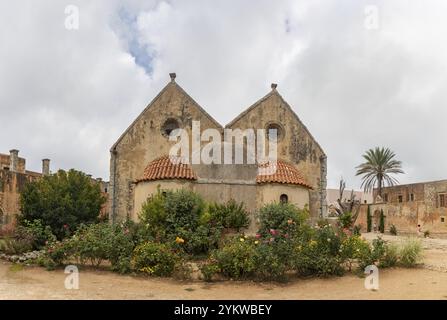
1 0 446 189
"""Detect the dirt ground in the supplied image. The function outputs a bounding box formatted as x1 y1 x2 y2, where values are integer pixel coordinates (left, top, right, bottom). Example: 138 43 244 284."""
2 233 447 300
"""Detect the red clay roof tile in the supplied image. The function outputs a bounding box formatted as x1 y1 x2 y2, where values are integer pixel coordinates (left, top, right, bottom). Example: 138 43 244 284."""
137 155 197 183
257 160 312 188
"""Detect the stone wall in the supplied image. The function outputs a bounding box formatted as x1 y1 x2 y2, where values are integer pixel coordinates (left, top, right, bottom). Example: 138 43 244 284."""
357 180 447 235
0 170 40 231
226 89 326 218
109 80 222 222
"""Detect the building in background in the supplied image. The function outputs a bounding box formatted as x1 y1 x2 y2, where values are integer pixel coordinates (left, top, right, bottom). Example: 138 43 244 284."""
357 180 447 235
0 149 109 233
109 74 327 230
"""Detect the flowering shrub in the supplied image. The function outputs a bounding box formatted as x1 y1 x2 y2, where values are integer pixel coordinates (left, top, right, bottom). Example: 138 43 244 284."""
257 203 308 240
139 189 222 255
210 236 258 279
293 224 345 276
132 242 179 277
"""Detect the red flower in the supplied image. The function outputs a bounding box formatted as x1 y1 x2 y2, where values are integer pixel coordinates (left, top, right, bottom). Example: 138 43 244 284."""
255 233 261 239
63 224 69 229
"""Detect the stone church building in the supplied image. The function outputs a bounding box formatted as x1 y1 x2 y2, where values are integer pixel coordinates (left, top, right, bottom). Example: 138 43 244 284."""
109 74 327 227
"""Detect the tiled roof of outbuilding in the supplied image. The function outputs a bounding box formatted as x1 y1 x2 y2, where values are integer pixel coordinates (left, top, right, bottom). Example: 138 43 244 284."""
256 160 312 188
137 155 197 183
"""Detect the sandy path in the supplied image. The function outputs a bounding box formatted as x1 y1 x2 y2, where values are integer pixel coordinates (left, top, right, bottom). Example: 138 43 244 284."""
2 233 447 300
2 261 447 300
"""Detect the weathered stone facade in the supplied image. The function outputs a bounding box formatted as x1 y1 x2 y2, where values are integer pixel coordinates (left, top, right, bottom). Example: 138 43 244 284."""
109 74 327 225
357 180 447 235
0 151 43 233
0 150 110 233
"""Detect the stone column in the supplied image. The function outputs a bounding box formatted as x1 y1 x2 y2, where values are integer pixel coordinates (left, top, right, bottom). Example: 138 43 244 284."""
9 149 19 172
42 159 50 176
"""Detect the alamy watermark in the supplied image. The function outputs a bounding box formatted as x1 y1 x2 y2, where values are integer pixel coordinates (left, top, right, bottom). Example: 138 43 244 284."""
64 265 79 290
167 120 279 175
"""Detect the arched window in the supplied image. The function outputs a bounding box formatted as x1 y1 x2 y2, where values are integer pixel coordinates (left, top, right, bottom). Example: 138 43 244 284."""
266 122 284 141
280 194 288 204
161 118 180 137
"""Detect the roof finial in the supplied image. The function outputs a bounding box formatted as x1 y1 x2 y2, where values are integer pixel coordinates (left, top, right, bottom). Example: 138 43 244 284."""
271 83 278 90
169 73 176 82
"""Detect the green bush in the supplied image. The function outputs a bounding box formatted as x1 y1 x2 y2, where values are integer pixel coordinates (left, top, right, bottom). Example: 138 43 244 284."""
257 203 308 240
41 238 76 269
72 223 135 271
353 225 362 236
389 224 398 236
19 219 56 250
254 241 291 281
132 242 179 277
19 169 106 239
379 210 385 233
200 261 221 282
210 236 257 279
399 238 422 267
340 235 370 271
338 212 353 229
208 200 250 231
379 243 399 268
293 225 345 277
139 189 221 255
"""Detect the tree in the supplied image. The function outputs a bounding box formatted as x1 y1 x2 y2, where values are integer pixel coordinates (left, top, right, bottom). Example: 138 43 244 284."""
356 147 404 197
379 209 385 233
334 179 361 229
367 205 372 232
19 169 106 239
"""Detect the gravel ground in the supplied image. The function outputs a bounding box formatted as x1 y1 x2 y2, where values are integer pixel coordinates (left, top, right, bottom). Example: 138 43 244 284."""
1 233 447 300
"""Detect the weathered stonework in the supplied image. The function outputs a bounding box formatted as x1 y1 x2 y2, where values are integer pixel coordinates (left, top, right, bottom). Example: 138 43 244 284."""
356 180 447 235
109 76 327 223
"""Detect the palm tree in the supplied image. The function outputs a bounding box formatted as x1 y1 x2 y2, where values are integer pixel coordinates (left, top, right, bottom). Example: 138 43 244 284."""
356 147 404 198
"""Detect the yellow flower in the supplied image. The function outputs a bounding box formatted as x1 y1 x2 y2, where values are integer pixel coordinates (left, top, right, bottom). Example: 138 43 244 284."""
175 237 185 244
244 235 248 239
254 240 259 245
240 238 245 242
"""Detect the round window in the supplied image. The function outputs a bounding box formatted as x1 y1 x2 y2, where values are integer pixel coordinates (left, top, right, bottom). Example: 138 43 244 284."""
161 118 180 137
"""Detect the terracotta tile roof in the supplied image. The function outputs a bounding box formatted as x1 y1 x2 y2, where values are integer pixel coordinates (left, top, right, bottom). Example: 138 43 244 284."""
137 155 197 183
256 160 312 188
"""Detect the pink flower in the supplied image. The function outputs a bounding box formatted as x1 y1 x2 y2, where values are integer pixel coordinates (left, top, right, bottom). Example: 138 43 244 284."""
255 233 261 239
124 229 129 234
284 234 289 238
269 229 277 236
63 224 68 229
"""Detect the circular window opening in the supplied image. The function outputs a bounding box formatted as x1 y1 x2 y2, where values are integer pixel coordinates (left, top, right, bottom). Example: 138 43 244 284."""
161 118 180 137
266 122 284 141
280 194 288 204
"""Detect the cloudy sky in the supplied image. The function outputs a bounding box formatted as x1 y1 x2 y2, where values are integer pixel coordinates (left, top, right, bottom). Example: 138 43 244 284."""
1 0 446 189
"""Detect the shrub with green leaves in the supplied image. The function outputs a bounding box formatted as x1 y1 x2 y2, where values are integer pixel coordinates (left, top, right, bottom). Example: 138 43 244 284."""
257 203 308 240
19 219 56 250
338 212 353 229
293 224 345 276
139 189 222 255
378 242 399 268
210 236 257 279
389 224 398 236
399 238 422 267
19 169 106 239
132 242 179 277
208 200 250 231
